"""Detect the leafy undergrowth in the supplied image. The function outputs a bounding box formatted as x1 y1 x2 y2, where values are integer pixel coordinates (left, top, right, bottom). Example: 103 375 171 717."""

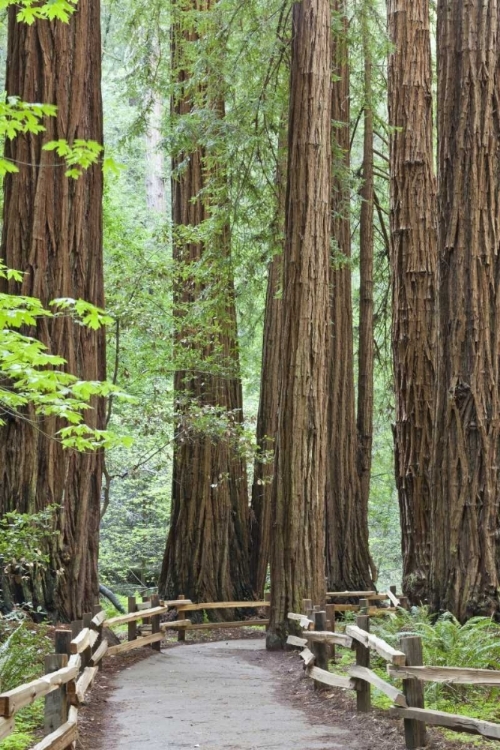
100 592 129 636
0 615 53 750
331 608 500 747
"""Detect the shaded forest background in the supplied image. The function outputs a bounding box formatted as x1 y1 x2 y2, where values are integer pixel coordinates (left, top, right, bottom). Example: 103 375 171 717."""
96 0 399 594
2 0 498 631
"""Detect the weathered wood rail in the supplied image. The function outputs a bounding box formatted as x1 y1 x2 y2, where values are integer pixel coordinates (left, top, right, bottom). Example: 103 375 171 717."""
0 604 106 749
0 594 270 749
287 593 500 747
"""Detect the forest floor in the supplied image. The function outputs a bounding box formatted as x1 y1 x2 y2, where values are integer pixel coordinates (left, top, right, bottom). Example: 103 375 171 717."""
78 632 495 750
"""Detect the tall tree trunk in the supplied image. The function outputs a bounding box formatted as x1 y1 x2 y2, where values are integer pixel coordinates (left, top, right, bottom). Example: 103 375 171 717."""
249 146 285 597
388 0 437 606
266 0 331 649
158 0 251 607
326 3 373 591
430 0 500 620
0 1 105 621
357 3 375 538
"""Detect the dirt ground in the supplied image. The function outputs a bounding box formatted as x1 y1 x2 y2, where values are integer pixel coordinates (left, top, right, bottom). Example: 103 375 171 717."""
77 632 495 750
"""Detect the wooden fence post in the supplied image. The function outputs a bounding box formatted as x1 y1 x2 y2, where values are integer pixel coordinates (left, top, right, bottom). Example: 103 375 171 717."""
400 636 427 749
325 603 336 662
71 620 83 643
177 595 186 642
311 610 328 680
400 596 410 611
265 592 271 603
355 613 371 712
82 613 92 669
303 599 313 624
128 596 137 643
359 598 369 615
44 630 71 734
311 610 328 690
142 594 151 635
151 594 161 652
93 604 104 671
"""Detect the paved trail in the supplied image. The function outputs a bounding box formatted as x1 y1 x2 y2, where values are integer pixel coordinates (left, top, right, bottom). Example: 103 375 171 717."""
101 639 360 750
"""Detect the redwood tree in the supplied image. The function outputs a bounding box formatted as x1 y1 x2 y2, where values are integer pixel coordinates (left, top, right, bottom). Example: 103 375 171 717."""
326 3 373 591
430 0 500 620
250 148 285 597
158 0 251 606
0 1 105 621
357 3 375 535
266 0 331 648
388 1 437 604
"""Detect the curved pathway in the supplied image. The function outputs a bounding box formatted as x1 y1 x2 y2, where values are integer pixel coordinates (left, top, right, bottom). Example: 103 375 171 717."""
100 639 360 749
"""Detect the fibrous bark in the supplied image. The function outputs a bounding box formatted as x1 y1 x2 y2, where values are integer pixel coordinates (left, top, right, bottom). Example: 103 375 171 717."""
326 3 373 591
249 148 285 597
0 1 105 621
266 0 331 648
388 0 437 604
158 0 251 608
430 0 500 621
357 4 375 540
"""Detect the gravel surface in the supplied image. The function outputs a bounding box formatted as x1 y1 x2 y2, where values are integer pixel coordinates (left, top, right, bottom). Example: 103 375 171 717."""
79 636 496 750
90 639 356 749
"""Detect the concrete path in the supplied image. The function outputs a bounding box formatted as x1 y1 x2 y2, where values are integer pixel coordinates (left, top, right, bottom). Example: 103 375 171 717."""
102 639 360 749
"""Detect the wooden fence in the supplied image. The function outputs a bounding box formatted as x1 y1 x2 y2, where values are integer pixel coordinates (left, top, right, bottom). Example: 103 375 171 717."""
288 595 500 748
5 589 493 750
0 594 270 749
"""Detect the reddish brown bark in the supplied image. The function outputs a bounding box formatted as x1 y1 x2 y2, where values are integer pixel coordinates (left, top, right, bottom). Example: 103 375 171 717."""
266 0 330 648
0 2 105 621
357 6 375 538
388 0 437 606
430 0 500 620
158 0 251 607
249 149 284 597
326 4 373 592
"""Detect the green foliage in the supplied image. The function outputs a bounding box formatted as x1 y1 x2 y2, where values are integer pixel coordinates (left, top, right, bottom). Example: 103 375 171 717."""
0 261 129 450
0 97 56 176
0 620 52 750
43 139 103 178
0 0 78 24
0 508 57 566
371 610 500 723
99 449 171 592
330 609 500 740
0 96 106 178
374 608 500 672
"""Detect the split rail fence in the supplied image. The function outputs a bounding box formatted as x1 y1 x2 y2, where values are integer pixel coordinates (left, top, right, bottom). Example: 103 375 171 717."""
288 594 500 749
0 594 270 749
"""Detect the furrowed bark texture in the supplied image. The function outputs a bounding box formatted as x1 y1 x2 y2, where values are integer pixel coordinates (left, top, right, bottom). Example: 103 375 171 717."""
266 0 330 649
357 6 375 540
0 2 105 621
158 0 251 608
326 4 373 592
431 0 500 621
388 1 437 605
249 148 285 597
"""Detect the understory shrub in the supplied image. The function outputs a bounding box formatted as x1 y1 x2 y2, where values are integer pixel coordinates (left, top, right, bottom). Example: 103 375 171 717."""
0 615 53 750
332 608 500 733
